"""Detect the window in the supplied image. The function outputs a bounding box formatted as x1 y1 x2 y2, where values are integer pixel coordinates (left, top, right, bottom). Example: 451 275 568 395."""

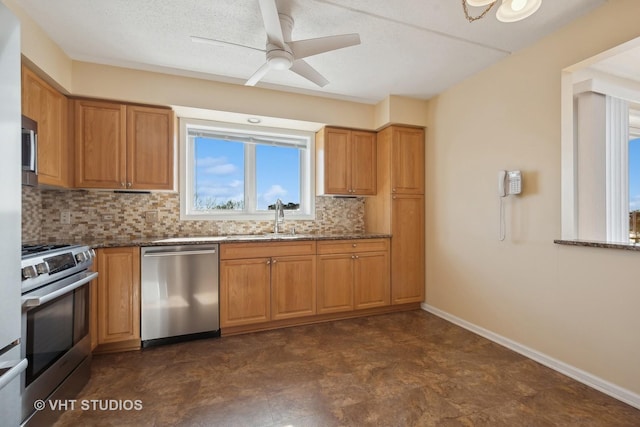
180 119 315 220
629 115 640 242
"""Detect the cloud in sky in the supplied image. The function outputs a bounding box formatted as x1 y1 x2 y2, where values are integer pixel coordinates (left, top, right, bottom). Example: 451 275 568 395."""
262 184 287 203
197 156 237 175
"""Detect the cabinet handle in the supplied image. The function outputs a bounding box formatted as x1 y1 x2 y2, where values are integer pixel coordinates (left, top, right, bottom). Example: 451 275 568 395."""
355 255 359 259
120 182 125 187
352 243 357 247
351 255 355 259
392 188 397 192
127 182 132 188
393 196 397 200
272 259 277 264
266 260 271 265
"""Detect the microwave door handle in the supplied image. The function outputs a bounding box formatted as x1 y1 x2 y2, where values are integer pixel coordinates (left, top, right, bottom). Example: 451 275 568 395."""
32 131 37 173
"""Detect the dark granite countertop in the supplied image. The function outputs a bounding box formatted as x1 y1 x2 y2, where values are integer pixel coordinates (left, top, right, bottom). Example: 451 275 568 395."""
554 239 640 252
74 233 392 249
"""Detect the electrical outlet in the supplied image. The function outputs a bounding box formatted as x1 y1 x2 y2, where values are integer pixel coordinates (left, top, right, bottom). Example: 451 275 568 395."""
145 211 158 223
60 211 71 224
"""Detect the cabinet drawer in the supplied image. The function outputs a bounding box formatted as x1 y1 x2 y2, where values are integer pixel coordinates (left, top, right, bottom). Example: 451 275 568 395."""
220 241 317 260
317 238 389 255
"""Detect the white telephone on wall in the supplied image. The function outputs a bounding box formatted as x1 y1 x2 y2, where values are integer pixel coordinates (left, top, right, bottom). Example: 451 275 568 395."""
498 170 522 197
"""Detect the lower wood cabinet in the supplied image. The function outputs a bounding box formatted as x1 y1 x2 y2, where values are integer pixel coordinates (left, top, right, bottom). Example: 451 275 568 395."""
93 247 141 353
317 239 390 314
220 241 317 328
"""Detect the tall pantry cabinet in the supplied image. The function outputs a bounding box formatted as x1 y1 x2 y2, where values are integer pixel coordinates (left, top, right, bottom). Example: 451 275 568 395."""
365 125 425 304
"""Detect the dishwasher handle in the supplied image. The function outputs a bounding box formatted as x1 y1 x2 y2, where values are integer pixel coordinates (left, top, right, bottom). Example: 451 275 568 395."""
143 249 217 257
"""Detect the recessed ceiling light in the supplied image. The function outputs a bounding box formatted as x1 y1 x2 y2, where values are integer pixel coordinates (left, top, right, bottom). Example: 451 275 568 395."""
247 117 261 124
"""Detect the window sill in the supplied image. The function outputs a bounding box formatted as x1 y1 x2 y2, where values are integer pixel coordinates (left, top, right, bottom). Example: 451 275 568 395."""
554 239 640 252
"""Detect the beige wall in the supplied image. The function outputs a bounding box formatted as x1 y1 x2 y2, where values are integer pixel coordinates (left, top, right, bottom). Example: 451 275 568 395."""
425 0 640 397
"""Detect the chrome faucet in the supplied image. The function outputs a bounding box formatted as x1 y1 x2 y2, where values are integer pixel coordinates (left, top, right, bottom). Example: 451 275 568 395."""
274 198 284 233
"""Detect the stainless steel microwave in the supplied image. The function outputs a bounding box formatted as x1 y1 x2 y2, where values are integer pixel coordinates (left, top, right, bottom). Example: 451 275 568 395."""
21 115 37 186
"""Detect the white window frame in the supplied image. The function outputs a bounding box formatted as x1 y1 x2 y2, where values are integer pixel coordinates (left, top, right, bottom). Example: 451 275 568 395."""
179 118 315 221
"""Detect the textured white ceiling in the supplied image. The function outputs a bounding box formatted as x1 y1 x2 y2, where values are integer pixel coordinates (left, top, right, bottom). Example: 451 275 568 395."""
15 0 606 103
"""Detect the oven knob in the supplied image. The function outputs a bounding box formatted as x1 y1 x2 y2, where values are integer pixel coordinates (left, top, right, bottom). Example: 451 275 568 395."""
75 252 87 263
22 265 38 280
89 248 96 259
36 262 49 275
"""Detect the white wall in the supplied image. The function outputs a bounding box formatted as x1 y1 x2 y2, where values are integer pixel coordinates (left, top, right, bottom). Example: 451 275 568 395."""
425 0 640 401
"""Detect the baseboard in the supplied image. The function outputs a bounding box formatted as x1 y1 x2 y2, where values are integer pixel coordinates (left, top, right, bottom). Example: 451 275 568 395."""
421 303 640 410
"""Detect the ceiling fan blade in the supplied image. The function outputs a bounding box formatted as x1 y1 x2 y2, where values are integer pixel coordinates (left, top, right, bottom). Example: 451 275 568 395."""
289 34 361 60
190 36 265 53
245 62 271 86
258 0 285 47
290 60 329 87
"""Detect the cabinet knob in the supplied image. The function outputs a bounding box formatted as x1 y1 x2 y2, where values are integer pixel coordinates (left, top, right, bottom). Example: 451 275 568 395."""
352 243 357 247
392 196 397 200
392 188 397 192
355 255 359 259
266 260 271 265
272 259 277 264
120 182 125 187
127 182 132 188
351 255 355 259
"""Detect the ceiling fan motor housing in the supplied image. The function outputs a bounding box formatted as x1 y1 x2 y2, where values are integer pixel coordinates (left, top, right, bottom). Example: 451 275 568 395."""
266 46 294 69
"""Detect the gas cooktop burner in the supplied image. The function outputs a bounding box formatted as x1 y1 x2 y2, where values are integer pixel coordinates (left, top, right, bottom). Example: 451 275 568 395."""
21 244 75 257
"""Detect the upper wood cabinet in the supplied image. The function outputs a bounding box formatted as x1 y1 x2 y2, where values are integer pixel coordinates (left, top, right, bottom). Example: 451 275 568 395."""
74 100 174 190
379 126 425 195
316 127 376 195
21 65 70 187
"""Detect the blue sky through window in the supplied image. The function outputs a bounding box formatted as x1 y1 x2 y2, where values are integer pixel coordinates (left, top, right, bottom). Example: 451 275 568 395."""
194 137 301 211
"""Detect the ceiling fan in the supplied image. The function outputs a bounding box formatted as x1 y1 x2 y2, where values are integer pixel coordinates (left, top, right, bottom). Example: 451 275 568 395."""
191 0 361 87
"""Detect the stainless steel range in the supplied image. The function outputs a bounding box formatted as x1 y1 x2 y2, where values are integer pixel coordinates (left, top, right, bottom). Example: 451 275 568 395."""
20 244 97 427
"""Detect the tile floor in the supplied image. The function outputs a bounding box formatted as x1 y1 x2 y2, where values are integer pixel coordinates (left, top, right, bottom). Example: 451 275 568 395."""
54 310 640 426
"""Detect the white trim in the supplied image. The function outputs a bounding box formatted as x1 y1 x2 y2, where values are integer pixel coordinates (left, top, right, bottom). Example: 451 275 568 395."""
420 303 640 410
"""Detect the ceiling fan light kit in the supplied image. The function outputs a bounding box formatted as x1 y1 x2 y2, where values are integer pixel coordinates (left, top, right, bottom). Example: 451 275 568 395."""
463 0 542 23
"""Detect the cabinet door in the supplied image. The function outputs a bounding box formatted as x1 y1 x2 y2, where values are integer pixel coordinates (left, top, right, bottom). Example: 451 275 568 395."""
127 106 174 190
391 195 425 304
317 254 354 314
75 100 127 188
220 258 271 327
323 128 351 194
350 131 377 195
391 127 425 194
96 247 141 344
21 66 69 187
271 255 317 320
354 251 390 309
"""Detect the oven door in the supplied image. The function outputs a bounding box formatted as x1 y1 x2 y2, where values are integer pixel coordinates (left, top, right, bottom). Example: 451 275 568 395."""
21 271 97 423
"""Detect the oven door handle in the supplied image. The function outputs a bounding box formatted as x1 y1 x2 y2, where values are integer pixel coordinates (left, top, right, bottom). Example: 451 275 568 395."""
22 271 98 308
0 358 28 391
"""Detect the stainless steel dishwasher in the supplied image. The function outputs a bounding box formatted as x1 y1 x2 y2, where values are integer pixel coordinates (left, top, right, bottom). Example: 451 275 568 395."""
141 245 220 347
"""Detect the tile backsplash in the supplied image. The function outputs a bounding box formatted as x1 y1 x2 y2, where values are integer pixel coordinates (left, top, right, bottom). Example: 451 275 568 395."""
22 187 365 243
